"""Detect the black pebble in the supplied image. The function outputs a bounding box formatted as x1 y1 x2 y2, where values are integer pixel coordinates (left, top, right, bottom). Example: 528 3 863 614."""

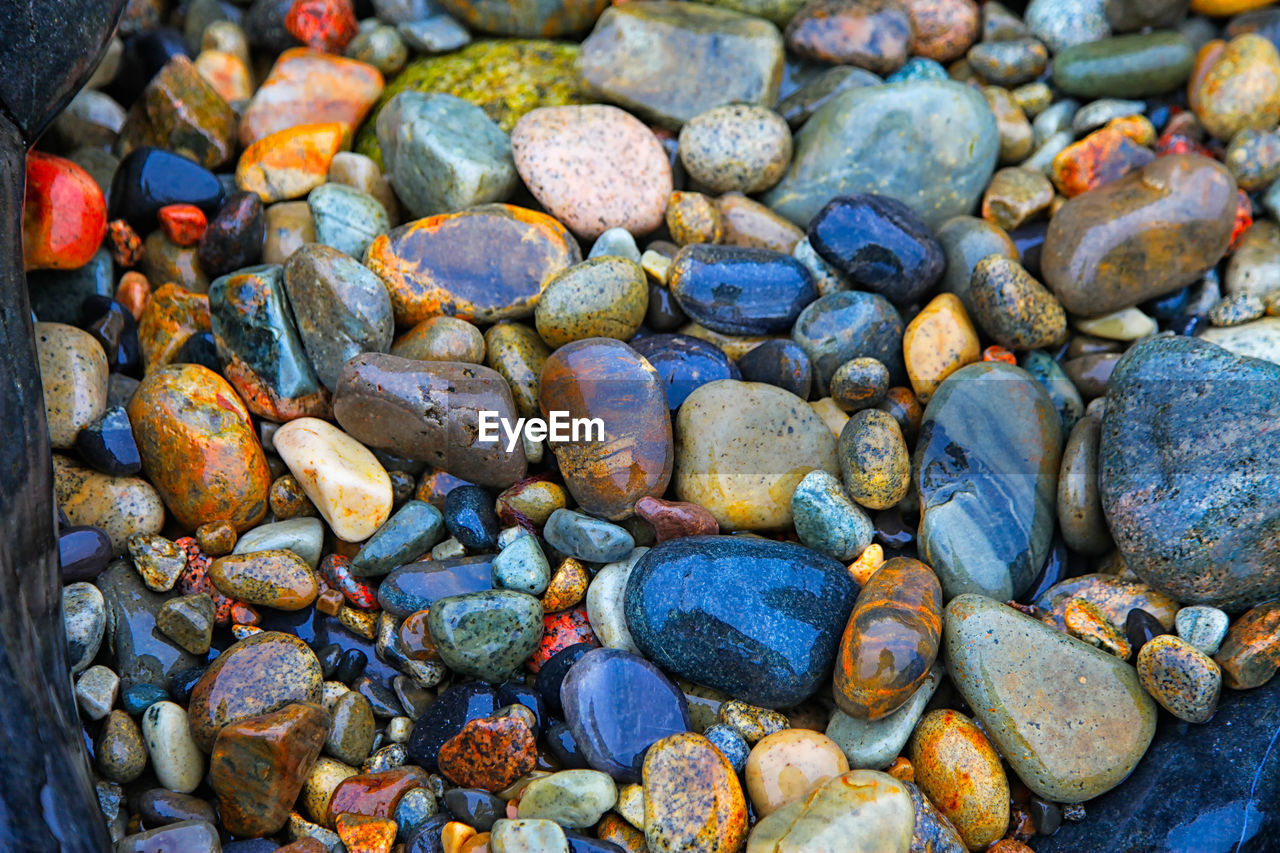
197 192 265 278
443 485 499 551
316 643 342 680
534 642 595 716
1030 796 1063 836
174 331 221 372
108 148 224 233
75 406 142 476
736 339 813 399
335 648 368 684
58 525 113 582
443 788 505 831
546 719 590 769
1125 608 1169 660
808 194 944 305
497 679 546 737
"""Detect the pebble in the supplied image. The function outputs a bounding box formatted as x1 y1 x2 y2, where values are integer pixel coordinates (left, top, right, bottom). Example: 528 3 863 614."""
36 323 108 450
438 716 537 792
518 769 617 828
429 590 543 682
901 294 980 402
1214 600 1280 689
785 0 912 74
210 549 319 610
63 583 105 675
902 0 980 63
984 85 1035 165
535 257 648 346
982 167 1054 232
327 691 377 766
127 533 184 593
236 122 347 203
792 291 905 395
53 456 165 553
1176 606 1231 656
624 536 856 708
935 215 1018 316
827 663 943 770
1057 416 1113 556
262 201 316 264
790 469 874 562
274 417 393 542
584 549 646 654
198 191 265 278
1054 32 1195 98
946 594 1157 802
1136 634 1222 723
968 38 1049 87
838 409 911 511
744 729 849 817
631 334 740 410
491 819 569 853
669 245 816 335
141 701 204 794
808 194 943 305
674 380 838 530
1036 573 1178 635
735 339 811 400
544 509 634 563
97 709 147 783
443 485 500 551
1192 34 1280 141
491 533 550 596
393 316 486 364
156 593 216 655
643 732 747 853
745 769 914 853
969 255 1068 350
307 183 390 259
24 152 108 271
678 105 791 194
240 48 383 146
76 665 119 720
907 709 1010 850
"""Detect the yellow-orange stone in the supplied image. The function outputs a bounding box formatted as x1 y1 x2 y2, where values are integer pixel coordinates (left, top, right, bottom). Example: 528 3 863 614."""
237 122 348 203
902 293 980 402
239 49 383 146
744 729 850 817
273 417 392 542
1191 0 1276 14
907 709 1010 851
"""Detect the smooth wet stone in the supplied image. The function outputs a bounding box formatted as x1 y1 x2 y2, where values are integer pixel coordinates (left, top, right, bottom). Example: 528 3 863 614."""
24 153 105 270
630 334 739 410
393 316 487 364
734 340 808 400
139 701 203 794
812 196 942 309
518 770 617 828
1101 337 1280 610
156 593 216 656
946 595 1157 802
76 406 142 478
625 536 857 707
438 716 536 791
235 123 348 204
746 769 914 853
763 80 997 230
1177 606 1230 656
936 215 1019 316
915 362 1061 601
210 550 319 611
492 819 570 853
1193 34 1280 142
274 417 393 542
643 733 748 853
116 55 236 168
967 38 1049 87
834 557 941 721
127 364 269 534
785 0 911 74
1036 574 1178 638
543 509 633 563
366 203 580 327
428 590 543 682
240 48 383 146
1214 600 1280 689
678 104 792 194
1024 0 1109 52
1137 634 1221 723
1054 32 1194 98
63 582 105 675
1045 154 1236 316
109 147 225 233
377 555 494 618
188 631 323 750
443 484 499 550
349 501 443 579
116 820 221 852
540 339 673 519
908 709 1009 850
327 691 377 766
307 183 390 260
1225 221 1280 302
535 258 648 346
838 409 911 511
54 457 164 554
490 534 549 596
901 294 979 404
235 518 325 570
95 560 198 694
901 0 980 63
675 380 838 530
969 255 1068 350
36 322 108 450
826 662 942 769
792 291 905 395
982 167 1053 233
668 245 815 335
138 790 217 828
334 355 526 489
198 191 266 278
97 708 147 783
744 729 849 818
125 533 182 594
579 2 784 130
1056 416 1112 556
791 469 874 562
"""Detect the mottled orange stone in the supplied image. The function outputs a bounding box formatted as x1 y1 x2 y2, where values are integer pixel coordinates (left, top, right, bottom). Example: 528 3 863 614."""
326 767 430 827
902 292 980 402
239 48 383 146
158 204 208 247
834 557 942 720
597 814 647 853
127 363 270 531
286 0 360 54
528 606 598 672
442 822 477 853
1187 39 1226 115
846 542 884 586
541 557 589 612
116 271 151 321
1214 599 1280 689
195 49 254 103
138 285 211 372
982 344 1017 364
364 204 581 328
23 151 107 271
643 732 748 853
236 122 348 203
334 813 397 853
907 709 1010 850
108 218 144 267
1050 121 1156 198
437 717 537 792
886 756 914 782
1192 34 1280 140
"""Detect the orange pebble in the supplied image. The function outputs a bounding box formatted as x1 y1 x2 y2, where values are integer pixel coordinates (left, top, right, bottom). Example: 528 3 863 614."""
235 122 347 203
887 756 914 782
316 587 344 616
1230 189 1253 251
334 812 397 853
989 841 1036 853
23 151 107 270
982 345 1017 364
116 271 151 321
459 833 491 853
158 204 208 247
847 543 885 586
108 219 144 268
442 821 477 853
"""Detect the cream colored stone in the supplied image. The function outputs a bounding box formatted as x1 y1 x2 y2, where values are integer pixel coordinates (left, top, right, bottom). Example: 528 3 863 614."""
745 770 913 853
744 729 850 817
141 701 204 794
36 322 108 449
1073 307 1157 341
273 417 392 541
808 398 849 438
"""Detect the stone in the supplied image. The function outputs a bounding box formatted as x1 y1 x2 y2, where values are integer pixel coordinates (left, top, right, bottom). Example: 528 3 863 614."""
826 664 943 769
490 819 569 853
53 457 164 554
1050 119 1156 199
377 91 516 219
393 316 486 363
327 692 377 766
333 355 526 489
916 362 1062 600
72 407 140 479
543 509 634 563
76 665 118 721
235 518 325 569
982 167 1054 232
792 292 905 395
188 631 324 750
35 322 107 450
97 709 147 783
675 380 839 530
969 256 1068 350
274 417 393 542
156 593 216 655
678 105 792 194
429 590 543 682
763 80 997 230
211 702 330 837
128 364 269 532
535 258 648 346
630 334 741 410
625 536 857 708
901 0 979 63
643 733 748 853
262 201 316 265
744 730 849 818
22 152 107 272
785 0 912 74
308 183 390 259
1025 0 1109 53
240 48 383 146
518 770 617 828
579 3 784 130
935 216 1018 316
669 245 816 335
141 701 204 794
109 147 224 233
908 709 1009 850
1214 601 1280 689
1137 634 1221 723
902 293 979 403
1177 606 1231 656
945 595 1157 802
745 770 914 853
119 55 236 169
513 105 671 239
62 582 105 675
1054 33 1195 98
540 339 673 519
438 716 537 791
236 123 348 204
838 409 911 511
1100 337 1280 611
210 550 319 611
968 38 1049 87
1193 34 1280 142
790 469 874 562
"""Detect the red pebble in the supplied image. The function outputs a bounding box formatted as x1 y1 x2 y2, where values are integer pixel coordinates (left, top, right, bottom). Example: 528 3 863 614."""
634 495 719 542
158 204 208 247
1155 132 1214 159
23 151 107 270
982 345 1017 365
527 606 598 673
1230 189 1253 252
285 0 358 53
108 219 144 267
321 553 378 609
176 536 236 625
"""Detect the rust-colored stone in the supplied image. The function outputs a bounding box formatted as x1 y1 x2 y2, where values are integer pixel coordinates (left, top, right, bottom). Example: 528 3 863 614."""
1214 600 1280 689
240 48 383 146
137 284 211 372
1050 121 1156 198
437 717 537 793
334 812 397 853
634 495 719 542
326 767 430 827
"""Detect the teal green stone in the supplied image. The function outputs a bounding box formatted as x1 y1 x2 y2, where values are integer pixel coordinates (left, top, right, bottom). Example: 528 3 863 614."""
209 264 324 404
790 469 874 562
350 500 445 577
1020 350 1083 436
28 247 114 324
775 65 881 129
282 243 394 392
543 509 634 563
234 518 324 569
886 57 948 83
915 362 1061 601
307 183 390 259
428 589 544 683
376 90 517 218
762 80 998 229
491 533 551 596
1052 32 1194 99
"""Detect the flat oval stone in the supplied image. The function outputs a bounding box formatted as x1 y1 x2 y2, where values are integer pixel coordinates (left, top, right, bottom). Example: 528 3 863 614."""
785 0 912 74
273 417 393 542
364 203 581 327
624 536 858 708
1136 634 1221 723
792 291 905 394
283 243 394 392
579 3 784 130
561 647 690 782
902 293 980 403
744 729 849 818
351 501 444 577
763 80 998 230
668 245 816 335
377 555 494 617
210 549 320 610
518 769 618 828
839 409 911 511
539 338 673 519
746 770 914 853
915 362 1061 601
1054 32 1195 98
643 732 748 853
1100 336 1280 611
535 257 649 346
945 594 1157 802
188 631 323 750
1177 605 1230 656
428 590 544 683
334 354 527 488
678 104 793 194
128 363 270 532
675 380 839 530
630 334 739 410
969 256 1068 350
544 509 634 563
1042 154 1237 317
808 194 944 305
240 48 383 146
907 709 1009 850
235 517 325 569
834 557 942 721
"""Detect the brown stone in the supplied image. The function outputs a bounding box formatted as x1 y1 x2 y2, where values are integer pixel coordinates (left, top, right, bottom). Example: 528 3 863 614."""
1214 600 1280 689
716 193 804 253
209 702 330 837
785 0 913 75
120 55 237 168
438 717 537 793
209 549 320 611
634 496 719 542
901 0 979 62
334 813 397 853
326 767 430 827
